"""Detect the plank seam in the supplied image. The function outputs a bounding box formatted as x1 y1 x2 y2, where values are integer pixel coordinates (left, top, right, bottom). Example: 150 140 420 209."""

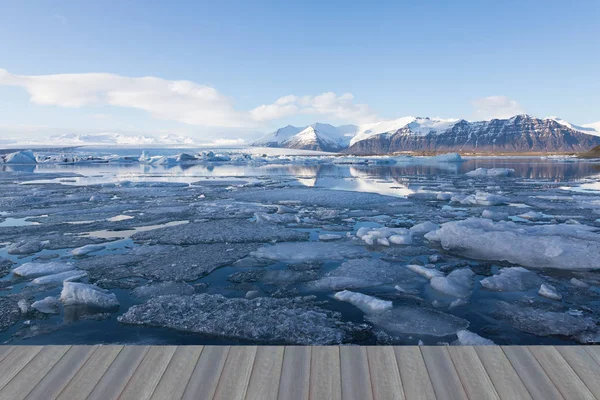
528 346 592 400
274 347 285 400
113 346 151 400
211 346 233 400
500 346 559 400
179 346 205 400
239 347 258 400
20 345 73 400
307 347 313 400
555 347 600 400
472 347 511 400
148 346 182 400
0 346 44 392
442 346 470 399
363 347 378 400
0 347 16 364
583 347 600 368
78 345 125 400
392 348 408 400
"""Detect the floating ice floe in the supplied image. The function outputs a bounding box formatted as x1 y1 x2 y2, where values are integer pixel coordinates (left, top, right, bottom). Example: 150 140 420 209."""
13 262 75 278
366 306 469 337
132 281 196 299
481 209 509 220
409 221 439 234
30 270 87 285
318 234 343 241
426 218 600 270
60 282 119 309
31 296 61 314
356 227 412 246
118 294 361 345
480 267 544 292
7 240 43 255
453 330 495 345
538 283 562 300
466 168 514 177
334 290 393 313
570 278 590 288
451 192 509 206
254 212 298 224
430 268 474 298
406 264 445 280
71 244 106 256
251 242 366 263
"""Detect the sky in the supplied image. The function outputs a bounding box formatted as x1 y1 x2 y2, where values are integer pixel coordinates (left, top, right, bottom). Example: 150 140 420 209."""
0 0 598 144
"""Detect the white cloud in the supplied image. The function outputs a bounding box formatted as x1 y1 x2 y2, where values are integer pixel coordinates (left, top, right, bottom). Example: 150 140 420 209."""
471 96 525 120
0 68 376 129
251 92 376 123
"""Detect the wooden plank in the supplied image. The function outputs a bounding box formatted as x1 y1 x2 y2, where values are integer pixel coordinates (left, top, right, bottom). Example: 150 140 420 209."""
0 346 43 391
278 346 311 400
528 346 594 400
0 345 70 400
555 346 600 397
310 346 341 400
474 346 532 400
584 346 600 367
340 346 373 400
25 346 95 400
181 346 230 400
56 345 123 400
213 346 257 400
421 346 468 400
393 347 435 400
245 346 284 400
119 346 177 400
447 346 500 400
0 346 14 363
366 346 404 400
150 346 203 400
502 346 563 400
86 346 149 400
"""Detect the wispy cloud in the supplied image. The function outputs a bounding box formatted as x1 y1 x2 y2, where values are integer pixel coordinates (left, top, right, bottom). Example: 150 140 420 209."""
471 96 524 120
51 14 68 25
0 68 376 128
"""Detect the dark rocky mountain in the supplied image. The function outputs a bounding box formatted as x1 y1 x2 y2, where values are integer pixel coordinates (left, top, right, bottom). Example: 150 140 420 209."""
344 115 600 155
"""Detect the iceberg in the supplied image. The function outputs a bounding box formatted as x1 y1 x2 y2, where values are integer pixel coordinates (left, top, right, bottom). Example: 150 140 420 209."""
2 150 37 164
60 282 119 309
333 290 393 313
426 218 600 270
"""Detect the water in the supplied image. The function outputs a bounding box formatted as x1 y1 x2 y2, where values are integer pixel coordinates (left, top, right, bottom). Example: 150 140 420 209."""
1 154 599 345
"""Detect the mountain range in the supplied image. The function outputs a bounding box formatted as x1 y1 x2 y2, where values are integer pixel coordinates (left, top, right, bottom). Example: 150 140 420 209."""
252 115 600 154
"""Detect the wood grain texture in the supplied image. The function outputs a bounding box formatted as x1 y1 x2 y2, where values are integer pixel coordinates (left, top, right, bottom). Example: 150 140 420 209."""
25 346 95 400
393 346 436 400
245 346 284 400
474 346 532 400
119 346 177 400
310 346 341 400
56 345 123 400
366 346 404 400
0 345 70 400
555 346 600 397
421 346 468 400
0 346 43 392
150 346 203 400
502 346 563 400
0 346 14 363
278 346 311 400
447 346 499 400
213 346 257 400
181 346 230 400
86 345 149 400
340 346 373 400
528 346 595 400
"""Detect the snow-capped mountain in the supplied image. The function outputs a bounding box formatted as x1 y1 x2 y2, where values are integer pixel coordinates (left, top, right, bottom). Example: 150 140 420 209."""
255 115 600 154
49 132 197 146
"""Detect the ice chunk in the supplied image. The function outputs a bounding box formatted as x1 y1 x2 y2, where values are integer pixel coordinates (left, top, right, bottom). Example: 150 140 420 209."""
71 244 106 256
429 153 462 162
118 294 359 345
357 227 412 245
426 218 600 270
466 168 514 177
451 192 508 206
132 282 195 299
481 209 509 220
60 282 119 309
13 262 75 278
407 264 445 280
430 268 474 298
251 242 366 263
254 212 298 224
410 221 439 234
366 306 469 337
3 150 37 164
454 330 494 345
388 234 412 245
31 296 61 314
334 290 393 313
319 234 342 241
132 219 308 245
7 240 43 255
480 267 544 292
30 270 87 285
538 284 562 301
570 278 590 288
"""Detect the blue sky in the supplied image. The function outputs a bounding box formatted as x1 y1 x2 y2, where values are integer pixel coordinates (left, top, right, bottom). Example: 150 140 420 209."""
0 0 598 142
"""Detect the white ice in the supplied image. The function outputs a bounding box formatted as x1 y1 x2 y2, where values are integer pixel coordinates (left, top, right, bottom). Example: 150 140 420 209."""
251 242 365 263
480 267 543 292
406 264 445 280
430 268 474 298
12 262 75 278
31 296 61 314
539 283 562 300
60 282 119 308
319 234 343 241
356 227 412 245
30 270 87 285
71 244 106 256
409 221 439 234
333 290 393 313
454 330 495 345
466 168 514 177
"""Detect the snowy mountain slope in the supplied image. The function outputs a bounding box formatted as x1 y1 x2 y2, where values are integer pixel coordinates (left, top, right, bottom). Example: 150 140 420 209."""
549 117 600 137
253 123 358 151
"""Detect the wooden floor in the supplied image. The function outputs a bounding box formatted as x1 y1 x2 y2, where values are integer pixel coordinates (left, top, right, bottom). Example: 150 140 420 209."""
0 346 599 400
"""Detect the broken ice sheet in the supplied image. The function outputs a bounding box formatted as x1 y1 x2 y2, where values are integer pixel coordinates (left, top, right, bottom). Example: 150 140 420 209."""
118 294 362 345
251 242 366 263
366 306 469 337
